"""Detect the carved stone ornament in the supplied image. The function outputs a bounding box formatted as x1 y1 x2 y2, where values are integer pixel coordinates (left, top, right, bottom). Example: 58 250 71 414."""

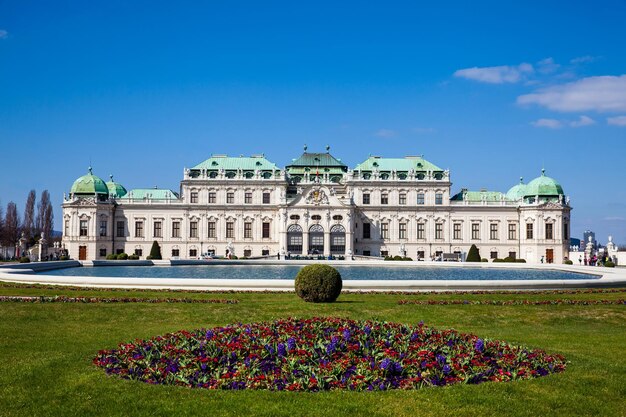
305 188 329 205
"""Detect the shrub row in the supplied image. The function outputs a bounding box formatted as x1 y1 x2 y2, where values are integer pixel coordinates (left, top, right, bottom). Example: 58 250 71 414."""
384 256 413 261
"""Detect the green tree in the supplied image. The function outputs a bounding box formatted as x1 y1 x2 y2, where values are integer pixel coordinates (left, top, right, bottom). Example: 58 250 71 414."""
149 240 162 260
466 244 481 262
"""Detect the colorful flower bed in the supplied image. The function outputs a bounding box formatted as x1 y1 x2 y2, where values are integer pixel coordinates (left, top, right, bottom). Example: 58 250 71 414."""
93 317 566 391
398 299 625 306
0 296 238 304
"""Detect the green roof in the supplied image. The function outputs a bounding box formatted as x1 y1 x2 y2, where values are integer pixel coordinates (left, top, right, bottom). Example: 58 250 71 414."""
106 175 128 198
524 170 564 197
451 189 508 202
70 167 109 195
286 150 347 172
120 188 180 200
354 156 443 172
505 178 526 201
192 155 278 171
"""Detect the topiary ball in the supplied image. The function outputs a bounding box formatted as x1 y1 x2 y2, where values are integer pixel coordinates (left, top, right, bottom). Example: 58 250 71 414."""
295 264 342 303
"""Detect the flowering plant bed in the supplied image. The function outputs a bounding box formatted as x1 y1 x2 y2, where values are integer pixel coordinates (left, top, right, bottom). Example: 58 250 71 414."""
0 295 238 304
398 299 625 306
94 317 566 391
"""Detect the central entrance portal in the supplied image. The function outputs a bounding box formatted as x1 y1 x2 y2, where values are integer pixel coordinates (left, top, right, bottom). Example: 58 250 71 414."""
309 224 324 254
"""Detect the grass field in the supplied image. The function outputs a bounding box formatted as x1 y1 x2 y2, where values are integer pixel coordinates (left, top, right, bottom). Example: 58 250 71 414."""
1 283 625 417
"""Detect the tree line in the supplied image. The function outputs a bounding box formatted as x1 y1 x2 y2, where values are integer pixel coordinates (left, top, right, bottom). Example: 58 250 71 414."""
0 190 55 256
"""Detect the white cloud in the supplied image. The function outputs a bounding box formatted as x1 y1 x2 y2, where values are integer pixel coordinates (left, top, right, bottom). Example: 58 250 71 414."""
454 63 534 84
517 75 626 112
570 55 597 65
0 30 7 39
604 216 625 221
570 115 595 127
607 115 626 126
374 129 396 138
531 118 562 129
537 57 560 74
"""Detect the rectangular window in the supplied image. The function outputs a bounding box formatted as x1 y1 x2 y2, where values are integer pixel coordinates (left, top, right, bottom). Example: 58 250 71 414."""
263 192 270 204
189 249 197 258
399 223 407 239
208 221 216 238
227 192 234 204
135 221 144 238
116 221 124 238
381 194 388 205
208 192 216 204
363 223 371 239
453 223 462 240
417 223 425 240
362 193 370 205
381 223 389 240
244 222 252 238
508 223 517 240
99 220 107 237
64 220 70 236
99 248 106 257
563 222 569 240
80 220 88 236
490 223 498 240
416 193 425 205
245 192 252 204
226 222 234 239
262 249 270 256
508 251 516 259
244 249 252 258
172 249 180 257
262 222 270 239
471 223 480 240
189 221 198 238
526 223 534 239
546 223 553 240
435 222 443 239
172 221 180 238
399 193 406 205
190 192 198 203
134 248 143 257
417 250 425 260
490 251 498 259
153 221 162 238
435 193 443 205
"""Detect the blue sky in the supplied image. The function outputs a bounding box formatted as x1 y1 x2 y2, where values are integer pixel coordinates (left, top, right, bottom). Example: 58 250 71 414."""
1 1 625 244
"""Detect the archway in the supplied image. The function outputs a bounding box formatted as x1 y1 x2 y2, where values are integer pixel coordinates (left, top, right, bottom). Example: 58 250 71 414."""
330 224 346 254
287 224 303 254
309 224 324 255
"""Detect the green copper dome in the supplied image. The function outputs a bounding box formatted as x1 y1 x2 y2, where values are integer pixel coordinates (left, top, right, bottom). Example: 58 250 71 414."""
524 169 564 197
106 175 127 198
506 177 527 201
70 167 109 195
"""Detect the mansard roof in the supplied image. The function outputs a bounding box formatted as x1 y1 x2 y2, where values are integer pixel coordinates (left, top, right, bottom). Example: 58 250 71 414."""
120 188 180 200
192 154 279 171
354 156 443 172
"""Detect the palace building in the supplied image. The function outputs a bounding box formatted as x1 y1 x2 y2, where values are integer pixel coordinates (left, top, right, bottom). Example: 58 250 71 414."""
61 147 571 263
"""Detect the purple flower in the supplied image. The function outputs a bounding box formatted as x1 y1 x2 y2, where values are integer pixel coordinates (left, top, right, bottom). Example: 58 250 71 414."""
380 358 392 370
443 365 451 375
343 329 351 341
287 337 296 351
475 339 485 353
205 330 214 339
277 343 287 357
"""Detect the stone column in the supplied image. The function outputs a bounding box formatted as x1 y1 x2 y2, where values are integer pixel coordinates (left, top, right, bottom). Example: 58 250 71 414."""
303 230 309 255
324 231 331 257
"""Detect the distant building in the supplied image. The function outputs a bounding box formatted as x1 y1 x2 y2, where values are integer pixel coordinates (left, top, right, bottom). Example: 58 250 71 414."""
583 230 597 249
61 148 571 263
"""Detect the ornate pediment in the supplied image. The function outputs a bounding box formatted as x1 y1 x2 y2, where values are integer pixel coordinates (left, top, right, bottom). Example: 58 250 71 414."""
304 188 329 205
540 201 564 210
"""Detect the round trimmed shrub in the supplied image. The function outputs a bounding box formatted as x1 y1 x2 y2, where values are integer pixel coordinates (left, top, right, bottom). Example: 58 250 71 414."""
605 261 615 268
493 258 504 263
106 254 117 260
59 255 69 261
564 260 573 265
481 258 488 262
515 259 527 263
128 254 140 260
19 256 30 263
117 253 128 260
295 264 342 303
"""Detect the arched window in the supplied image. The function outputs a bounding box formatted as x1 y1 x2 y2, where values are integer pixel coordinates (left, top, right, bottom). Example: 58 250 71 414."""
309 224 324 254
289 214 300 220
287 224 303 254
311 214 322 221
330 224 346 254
332 215 343 221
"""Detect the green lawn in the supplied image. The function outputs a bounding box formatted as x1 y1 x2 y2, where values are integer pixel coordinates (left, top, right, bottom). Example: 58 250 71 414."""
1 283 625 417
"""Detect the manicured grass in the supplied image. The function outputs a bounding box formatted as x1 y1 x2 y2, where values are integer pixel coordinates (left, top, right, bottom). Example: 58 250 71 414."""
0 283 625 416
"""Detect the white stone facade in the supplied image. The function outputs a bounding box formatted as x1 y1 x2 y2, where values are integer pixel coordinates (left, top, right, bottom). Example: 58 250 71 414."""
62 153 571 263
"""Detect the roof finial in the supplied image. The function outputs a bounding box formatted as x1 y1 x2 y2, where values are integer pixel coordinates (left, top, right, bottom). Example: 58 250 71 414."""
110 174 114 181
326 144 330 152
88 166 93 174
541 168 545 176
303 144 307 152
520 176 524 184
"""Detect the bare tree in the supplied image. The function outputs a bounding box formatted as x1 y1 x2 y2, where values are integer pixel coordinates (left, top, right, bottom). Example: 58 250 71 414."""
4 202 21 257
37 190 53 241
23 190 36 240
